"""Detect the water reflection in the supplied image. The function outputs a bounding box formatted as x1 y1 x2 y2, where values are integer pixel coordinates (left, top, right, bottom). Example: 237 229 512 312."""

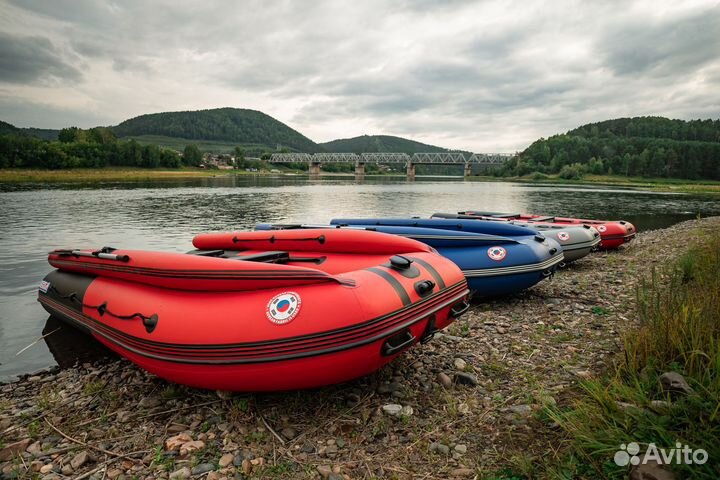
1 175 718 380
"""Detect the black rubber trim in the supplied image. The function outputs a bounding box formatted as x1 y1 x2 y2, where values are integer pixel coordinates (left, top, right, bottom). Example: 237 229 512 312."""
406 256 446 289
366 267 411 306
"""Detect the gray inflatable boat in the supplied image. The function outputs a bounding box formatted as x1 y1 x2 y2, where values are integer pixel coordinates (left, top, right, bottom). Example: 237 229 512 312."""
432 213 600 265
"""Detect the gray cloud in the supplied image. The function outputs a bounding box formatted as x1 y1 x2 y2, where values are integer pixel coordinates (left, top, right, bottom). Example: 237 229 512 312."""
0 0 718 151
599 10 720 77
0 32 81 83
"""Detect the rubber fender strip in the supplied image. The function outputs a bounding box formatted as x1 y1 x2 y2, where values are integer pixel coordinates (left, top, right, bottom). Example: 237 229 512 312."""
366 267 411 306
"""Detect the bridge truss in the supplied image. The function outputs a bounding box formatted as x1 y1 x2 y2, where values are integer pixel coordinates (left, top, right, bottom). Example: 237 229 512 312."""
269 152 513 166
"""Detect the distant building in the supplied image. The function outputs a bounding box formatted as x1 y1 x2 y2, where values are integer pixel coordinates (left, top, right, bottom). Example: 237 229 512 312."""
202 153 234 169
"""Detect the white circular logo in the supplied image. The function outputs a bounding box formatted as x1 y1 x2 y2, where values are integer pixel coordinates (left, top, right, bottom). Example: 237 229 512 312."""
597 225 607 233
557 231 570 241
487 246 507 261
266 292 301 325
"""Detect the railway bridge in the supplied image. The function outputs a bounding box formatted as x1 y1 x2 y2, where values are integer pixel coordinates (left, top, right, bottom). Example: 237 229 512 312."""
269 152 513 178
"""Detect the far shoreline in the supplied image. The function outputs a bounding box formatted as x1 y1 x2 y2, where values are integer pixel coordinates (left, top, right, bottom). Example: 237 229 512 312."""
0 168 719 194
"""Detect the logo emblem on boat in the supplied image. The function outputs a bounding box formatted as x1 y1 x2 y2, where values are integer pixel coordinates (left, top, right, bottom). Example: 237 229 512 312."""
487 246 507 261
266 292 302 325
39 280 50 293
597 225 607 233
557 231 570 241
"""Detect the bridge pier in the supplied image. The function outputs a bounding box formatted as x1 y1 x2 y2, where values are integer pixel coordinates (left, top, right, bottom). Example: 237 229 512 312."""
355 162 365 176
406 162 416 180
309 161 321 176
463 163 472 177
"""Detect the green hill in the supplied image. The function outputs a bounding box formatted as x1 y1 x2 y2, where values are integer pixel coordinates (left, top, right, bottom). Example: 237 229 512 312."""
0 120 19 136
321 134 454 154
113 108 319 153
0 121 60 140
510 116 720 180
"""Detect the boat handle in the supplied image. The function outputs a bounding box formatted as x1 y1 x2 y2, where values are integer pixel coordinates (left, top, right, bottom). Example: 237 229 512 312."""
450 300 470 318
381 329 416 356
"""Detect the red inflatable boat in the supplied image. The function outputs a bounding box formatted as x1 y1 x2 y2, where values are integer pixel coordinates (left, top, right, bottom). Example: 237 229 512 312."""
458 211 636 250
38 229 469 391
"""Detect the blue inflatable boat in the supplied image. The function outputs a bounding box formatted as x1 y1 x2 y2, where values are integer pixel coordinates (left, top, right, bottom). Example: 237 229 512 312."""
257 220 564 297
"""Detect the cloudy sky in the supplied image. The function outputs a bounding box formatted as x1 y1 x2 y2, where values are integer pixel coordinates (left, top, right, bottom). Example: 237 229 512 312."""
1 0 718 152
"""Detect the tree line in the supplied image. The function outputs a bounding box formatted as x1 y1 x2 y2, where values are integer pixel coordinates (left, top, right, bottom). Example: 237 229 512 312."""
0 127 184 169
502 117 720 180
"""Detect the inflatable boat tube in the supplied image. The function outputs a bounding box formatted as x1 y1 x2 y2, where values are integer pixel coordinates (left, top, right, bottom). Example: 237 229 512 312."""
39 229 469 391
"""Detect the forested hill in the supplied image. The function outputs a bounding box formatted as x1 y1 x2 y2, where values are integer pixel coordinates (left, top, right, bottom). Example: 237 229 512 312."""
510 116 720 180
112 108 319 153
0 120 19 136
0 121 61 141
321 134 453 153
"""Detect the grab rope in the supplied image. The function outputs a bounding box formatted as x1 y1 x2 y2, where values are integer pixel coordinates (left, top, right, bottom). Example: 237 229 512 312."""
47 285 158 333
231 234 326 245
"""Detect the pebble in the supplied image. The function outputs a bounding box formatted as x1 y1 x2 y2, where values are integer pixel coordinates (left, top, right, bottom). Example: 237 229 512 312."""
454 444 468 454
218 453 234 467
0 438 31 461
106 468 123 479
281 427 296 440
509 404 533 416
437 372 453 388
169 466 191 479
165 433 192 451
453 357 467 370
70 450 93 469
40 463 54 474
454 372 478 386
430 442 450 454
381 404 403 416
26 440 43 456
179 440 205 456
137 396 161 409
317 465 333 478
191 463 215 475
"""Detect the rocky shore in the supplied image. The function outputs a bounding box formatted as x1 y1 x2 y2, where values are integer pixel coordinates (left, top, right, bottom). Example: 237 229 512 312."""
2 217 719 480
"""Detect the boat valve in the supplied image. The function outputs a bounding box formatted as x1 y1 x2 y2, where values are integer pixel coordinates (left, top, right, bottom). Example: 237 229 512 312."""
414 279 436 297
534 234 546 242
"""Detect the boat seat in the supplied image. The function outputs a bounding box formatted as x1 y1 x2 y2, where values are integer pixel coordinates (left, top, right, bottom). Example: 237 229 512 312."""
490 213 521 218
530 216 556 222
188 249 291 263
229 251 290 263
